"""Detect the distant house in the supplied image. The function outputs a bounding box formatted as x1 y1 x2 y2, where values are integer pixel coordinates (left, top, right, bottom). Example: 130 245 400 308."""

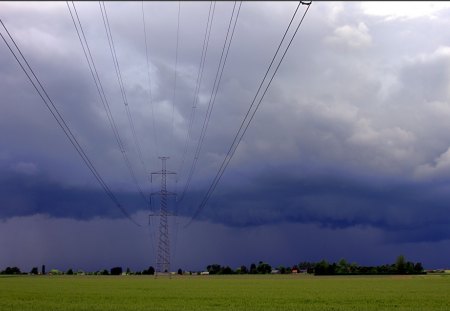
291 269 298 274
271 269 280 274
200 271 209 275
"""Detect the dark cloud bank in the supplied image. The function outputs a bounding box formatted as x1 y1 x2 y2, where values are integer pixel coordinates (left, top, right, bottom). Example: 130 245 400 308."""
1 2 450 270
2 166 449 245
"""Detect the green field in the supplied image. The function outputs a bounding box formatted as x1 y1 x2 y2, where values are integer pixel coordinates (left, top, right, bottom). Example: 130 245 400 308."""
0 274 449 310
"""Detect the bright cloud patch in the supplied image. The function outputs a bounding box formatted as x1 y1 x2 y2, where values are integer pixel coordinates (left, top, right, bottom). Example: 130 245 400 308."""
325 22 371 49
415 147 450 181
361 2 450 20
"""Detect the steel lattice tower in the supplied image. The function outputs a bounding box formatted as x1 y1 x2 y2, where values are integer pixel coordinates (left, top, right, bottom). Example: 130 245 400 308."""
151 157 176 275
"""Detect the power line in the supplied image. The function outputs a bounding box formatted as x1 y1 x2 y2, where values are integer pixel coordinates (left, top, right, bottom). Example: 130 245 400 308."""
186 1 312 225
67 2 148 204
180 1 242 202
170 1 181 157
141 0 160 160
99 1 149 180
142 1 160 259
177 1 215 199
0 19 142 227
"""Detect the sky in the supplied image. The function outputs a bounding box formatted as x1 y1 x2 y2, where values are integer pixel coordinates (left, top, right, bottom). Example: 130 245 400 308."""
1 1 450 272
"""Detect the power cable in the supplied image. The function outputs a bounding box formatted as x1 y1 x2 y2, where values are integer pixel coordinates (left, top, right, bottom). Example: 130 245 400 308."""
0 19 142 227
141 0 160 160
99 1 149 182
67 2 148 204
170 1 181 157
186 1 312 226
177 1 215 200
141 0 159 262
180 1 241 202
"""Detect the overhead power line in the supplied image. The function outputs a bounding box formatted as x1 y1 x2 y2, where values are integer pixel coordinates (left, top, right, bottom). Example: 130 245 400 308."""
67 1 148 204
170 1 181 156
0 19 142 227
99 1 149 179
186 1 312 226
179 1 242 202
177 1 216 200
141 0 160 160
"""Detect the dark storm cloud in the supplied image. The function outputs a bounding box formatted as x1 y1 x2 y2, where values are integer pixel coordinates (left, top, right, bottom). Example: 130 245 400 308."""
2 215 450 271
2 1 450 270
0 169 144 220
181 171 450 243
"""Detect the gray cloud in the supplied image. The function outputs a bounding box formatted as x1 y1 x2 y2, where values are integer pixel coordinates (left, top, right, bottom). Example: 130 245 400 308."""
1 214 449 272
1 2 450 268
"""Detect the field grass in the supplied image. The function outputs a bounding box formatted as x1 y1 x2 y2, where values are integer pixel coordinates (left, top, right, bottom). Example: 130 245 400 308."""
0 274 449 310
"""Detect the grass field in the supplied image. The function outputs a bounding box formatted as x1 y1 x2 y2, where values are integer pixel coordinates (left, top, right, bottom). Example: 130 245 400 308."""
0 274 449 310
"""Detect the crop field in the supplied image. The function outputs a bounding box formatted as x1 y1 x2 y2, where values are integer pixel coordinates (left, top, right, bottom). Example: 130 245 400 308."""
0 274 449 311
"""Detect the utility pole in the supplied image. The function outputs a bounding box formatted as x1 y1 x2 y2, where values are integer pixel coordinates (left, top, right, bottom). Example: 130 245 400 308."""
151 157 176 275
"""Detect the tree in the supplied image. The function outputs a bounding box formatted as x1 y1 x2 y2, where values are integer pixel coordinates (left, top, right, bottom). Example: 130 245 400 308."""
148 266 155 275
30 267 38 275
1 267 21 275
177 268 183 275
221 266 233 275
206 264 221 275
249 263 257 274
395 255 406 274
414 262 423 273
337 259 349 274
329 263 337 275
142 266 155 275
349 262 358 274
66 268 74 275
110 267 122 275
406 261 415 274
238 265 248 274
257 261 272 274
9 267 21 274
314 260 329 275
298 262 315 274
126 267 131 275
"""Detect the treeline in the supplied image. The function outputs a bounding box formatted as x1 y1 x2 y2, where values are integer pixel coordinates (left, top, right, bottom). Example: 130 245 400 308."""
307 255 424 275
0 266 158 276
205 255 425 275
0 267 23 275
207 261 272 275
54 266 157 276
0 255 425 276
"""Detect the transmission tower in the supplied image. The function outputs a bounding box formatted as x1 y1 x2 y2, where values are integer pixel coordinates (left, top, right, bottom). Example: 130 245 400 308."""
150 157 176 275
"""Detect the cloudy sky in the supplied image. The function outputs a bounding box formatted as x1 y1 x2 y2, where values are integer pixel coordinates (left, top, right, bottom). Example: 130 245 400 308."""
1 1 450 272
